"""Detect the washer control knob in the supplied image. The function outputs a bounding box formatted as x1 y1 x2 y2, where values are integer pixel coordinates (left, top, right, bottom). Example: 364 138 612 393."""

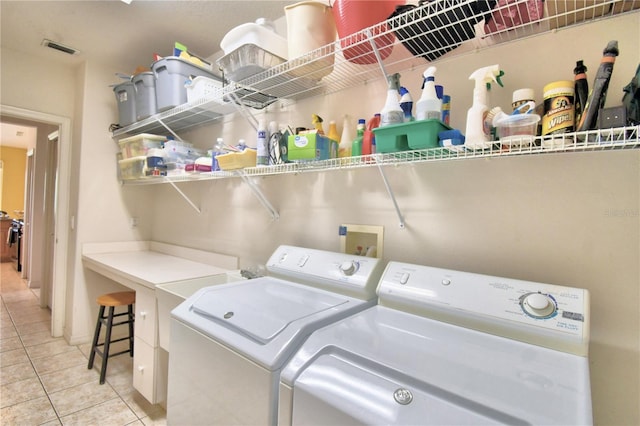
339 261 358 276
521 292 556 318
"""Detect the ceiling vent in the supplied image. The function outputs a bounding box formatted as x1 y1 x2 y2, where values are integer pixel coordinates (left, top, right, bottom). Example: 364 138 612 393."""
41 39 79 55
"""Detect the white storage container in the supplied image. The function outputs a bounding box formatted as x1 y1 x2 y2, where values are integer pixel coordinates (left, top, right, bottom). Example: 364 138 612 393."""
185 76 225 103
220 18 288 59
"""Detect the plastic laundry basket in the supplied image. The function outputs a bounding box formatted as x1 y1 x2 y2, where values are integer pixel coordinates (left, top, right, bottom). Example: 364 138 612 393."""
331 0 403 65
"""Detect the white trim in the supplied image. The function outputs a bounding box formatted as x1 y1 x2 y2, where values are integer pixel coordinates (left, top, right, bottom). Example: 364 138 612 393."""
0 104 70 338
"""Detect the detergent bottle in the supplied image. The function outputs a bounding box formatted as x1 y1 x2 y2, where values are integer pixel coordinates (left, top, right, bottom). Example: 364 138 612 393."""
351 119 366 157
380 73 404 127
464 65 504 150
415 66 441 121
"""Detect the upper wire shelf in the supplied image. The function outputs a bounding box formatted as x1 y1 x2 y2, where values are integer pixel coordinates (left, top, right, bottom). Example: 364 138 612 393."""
121 125 640 185
112 0 640 137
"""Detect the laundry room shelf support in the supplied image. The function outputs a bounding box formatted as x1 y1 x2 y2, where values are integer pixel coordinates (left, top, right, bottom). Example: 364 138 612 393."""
239 172 280 221
376 162 405 229
166 180 201 214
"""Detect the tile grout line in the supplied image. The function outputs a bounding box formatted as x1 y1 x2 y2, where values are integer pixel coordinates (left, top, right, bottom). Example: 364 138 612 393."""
2 293 64 424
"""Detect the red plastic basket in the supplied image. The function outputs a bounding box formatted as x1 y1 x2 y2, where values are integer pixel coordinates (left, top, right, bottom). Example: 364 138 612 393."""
331 0 404 65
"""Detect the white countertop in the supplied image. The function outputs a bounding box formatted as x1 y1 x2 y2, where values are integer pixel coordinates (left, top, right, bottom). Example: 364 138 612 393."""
82 241 238 290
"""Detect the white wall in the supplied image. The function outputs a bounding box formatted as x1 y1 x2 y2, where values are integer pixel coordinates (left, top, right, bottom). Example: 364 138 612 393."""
146 13 640 425
1 9 638 426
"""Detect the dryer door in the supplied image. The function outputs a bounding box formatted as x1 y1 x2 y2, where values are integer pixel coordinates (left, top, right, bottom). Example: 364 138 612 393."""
291 353 525 425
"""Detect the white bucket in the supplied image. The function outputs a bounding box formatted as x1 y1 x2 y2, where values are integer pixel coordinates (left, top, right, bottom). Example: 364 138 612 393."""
284 1 336 79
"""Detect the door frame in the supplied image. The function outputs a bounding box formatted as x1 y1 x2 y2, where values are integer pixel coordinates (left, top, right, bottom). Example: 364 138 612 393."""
1 105 71 338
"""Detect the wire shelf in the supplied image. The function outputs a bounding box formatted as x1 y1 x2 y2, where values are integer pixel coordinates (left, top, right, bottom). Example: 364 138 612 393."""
121 125 639 185
112 0 640 138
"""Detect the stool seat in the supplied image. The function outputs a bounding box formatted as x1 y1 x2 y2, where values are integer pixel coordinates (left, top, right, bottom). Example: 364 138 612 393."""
88 291 135 384
97 291 136 307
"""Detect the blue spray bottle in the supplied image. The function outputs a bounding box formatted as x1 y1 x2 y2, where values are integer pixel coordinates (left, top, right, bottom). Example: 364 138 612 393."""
399 87 414 122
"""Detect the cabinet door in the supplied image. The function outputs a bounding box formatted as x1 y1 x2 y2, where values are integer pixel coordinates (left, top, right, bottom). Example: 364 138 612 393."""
134 288 158 346
133 337 168 404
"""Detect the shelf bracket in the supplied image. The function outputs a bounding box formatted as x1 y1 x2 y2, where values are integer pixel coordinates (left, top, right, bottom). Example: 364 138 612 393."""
376 162 405 229
165 179 201 214
228 91 259 132
365 28 389 80
239 172 280 221
156 118 184 142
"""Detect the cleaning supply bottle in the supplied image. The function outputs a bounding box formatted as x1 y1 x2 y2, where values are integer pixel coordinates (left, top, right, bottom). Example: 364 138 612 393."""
338 115 354 158
312 114 325 135
573 60 589 129
256 119 269 166
351 119 366 157
399 87 414 122
327 120 340 158
363 113 381 155
416 66 442 121
380 73 404 127
464 64 505 150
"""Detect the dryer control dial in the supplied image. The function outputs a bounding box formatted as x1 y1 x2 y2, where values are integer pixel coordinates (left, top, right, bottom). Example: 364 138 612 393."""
520 292 557 319
339 261 359 276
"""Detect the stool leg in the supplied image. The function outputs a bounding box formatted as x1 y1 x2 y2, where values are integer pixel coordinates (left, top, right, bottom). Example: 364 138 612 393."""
128 303 134 357
88 306 105 370
99 306 115 385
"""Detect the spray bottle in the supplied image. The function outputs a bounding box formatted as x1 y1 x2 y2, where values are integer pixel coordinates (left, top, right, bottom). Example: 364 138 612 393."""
399 87 414 122
380 73 404 127
416 66 442 121
464 64 505 150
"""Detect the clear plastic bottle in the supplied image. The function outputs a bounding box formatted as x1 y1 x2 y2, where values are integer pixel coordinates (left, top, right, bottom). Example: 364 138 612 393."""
351 119 366 157
338 115 354 158
256 119 269 166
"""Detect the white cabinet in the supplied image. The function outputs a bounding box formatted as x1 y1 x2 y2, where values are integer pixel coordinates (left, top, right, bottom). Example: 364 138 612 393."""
133 336 168 404
134 286 157 345
132 286 165 404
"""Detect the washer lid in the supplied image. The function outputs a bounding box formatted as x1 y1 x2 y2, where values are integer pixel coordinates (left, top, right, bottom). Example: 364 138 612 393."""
190 279 349 344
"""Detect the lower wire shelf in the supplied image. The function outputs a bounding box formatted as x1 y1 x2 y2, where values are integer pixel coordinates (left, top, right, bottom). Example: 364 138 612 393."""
121 125 640 186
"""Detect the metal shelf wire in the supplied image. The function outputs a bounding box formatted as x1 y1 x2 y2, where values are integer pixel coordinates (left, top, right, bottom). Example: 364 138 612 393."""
112 0 640 137
121 125 639 186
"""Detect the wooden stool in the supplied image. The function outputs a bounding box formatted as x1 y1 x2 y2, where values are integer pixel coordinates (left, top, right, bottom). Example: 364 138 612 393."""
88 291 135 384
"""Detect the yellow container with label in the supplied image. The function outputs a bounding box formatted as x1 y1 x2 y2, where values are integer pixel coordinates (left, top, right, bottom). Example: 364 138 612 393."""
542 81 574 136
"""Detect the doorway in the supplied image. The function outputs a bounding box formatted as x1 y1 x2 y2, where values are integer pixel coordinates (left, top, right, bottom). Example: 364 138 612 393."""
0 105 71 338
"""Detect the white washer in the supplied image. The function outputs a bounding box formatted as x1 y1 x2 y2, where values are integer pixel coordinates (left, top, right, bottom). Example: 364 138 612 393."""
167 245 385 425
279 262 592 425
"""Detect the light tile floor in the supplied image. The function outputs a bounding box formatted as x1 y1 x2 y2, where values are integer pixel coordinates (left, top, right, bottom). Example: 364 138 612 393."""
1 262 166 425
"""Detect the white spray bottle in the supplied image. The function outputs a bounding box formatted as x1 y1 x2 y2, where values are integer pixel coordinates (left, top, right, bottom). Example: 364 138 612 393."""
464 65 504 150
416 66 442 121
380 73 404 127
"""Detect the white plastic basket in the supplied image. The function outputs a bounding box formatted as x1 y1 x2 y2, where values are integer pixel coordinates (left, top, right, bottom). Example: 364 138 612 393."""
185 76 225 103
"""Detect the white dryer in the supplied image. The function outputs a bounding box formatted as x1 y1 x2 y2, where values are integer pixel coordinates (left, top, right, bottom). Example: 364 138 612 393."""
167 245 385 425
279 261 592 425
